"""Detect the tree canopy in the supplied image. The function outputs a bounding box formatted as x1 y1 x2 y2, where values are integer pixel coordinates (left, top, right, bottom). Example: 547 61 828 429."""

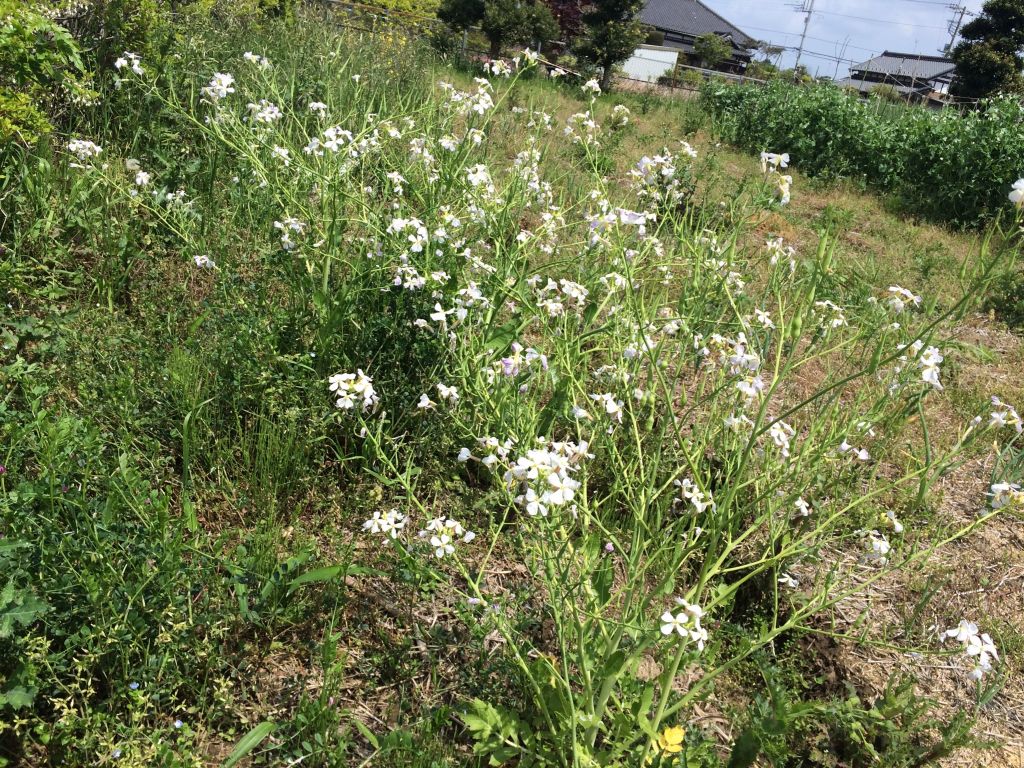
573 0 647 89
951 0 1024 99
438 0 559 56
693 33 732 70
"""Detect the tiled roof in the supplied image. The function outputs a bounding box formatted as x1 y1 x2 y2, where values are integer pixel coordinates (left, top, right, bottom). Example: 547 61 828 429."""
639 0 755 48
849 51 955 81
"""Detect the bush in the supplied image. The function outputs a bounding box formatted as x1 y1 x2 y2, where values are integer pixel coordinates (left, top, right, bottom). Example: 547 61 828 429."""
0 2 87 148
702 80 1024 227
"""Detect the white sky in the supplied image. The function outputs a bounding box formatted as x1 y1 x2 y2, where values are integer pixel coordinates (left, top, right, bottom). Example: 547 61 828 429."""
705 0 986 77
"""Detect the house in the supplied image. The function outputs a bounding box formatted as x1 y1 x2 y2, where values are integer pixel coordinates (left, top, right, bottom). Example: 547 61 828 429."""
836 51 955 105
636 0 755 74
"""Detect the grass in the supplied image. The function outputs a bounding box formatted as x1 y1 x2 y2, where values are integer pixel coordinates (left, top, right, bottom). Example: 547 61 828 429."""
3 6 1024 767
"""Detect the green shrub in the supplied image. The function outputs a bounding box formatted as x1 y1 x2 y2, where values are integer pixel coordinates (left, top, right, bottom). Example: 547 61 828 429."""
702 80 1024 226
0 2 87 147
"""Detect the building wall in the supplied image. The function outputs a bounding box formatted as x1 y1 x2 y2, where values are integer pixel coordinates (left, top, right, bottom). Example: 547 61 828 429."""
622 45 679 83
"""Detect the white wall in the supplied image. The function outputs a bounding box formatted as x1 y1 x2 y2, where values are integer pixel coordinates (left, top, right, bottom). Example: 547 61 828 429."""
622 45 679 83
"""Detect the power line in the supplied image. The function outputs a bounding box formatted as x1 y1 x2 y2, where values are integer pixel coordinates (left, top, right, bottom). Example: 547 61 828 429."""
810 9 950 30
742 24 878 54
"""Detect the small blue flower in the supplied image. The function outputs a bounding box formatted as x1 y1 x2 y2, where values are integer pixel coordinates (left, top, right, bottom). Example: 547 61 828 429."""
174 719 183 729
129 682 139 690
112 749 122 759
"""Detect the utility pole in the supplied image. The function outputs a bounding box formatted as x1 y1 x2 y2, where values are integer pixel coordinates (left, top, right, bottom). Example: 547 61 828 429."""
945 4 967 55
793 0 815 76
832 36 850 80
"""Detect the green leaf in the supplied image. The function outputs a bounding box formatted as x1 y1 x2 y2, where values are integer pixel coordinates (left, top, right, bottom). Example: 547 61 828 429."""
352 717 379 749
222 721 276 767
726 729 761 768
482 320 523 353
0 685 36 709
287 564 382 594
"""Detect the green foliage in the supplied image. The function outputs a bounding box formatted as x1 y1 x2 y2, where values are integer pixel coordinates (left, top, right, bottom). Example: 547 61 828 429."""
0 6 1013 767
745 59 779 81
702 79 1024 226
0 89 51 147
732 671 979 767
870 83 903 104
482 0 558 56
693 33 732 70
574 0 648 89
439 0 557 56
951 0 1024 99
0 2 86 147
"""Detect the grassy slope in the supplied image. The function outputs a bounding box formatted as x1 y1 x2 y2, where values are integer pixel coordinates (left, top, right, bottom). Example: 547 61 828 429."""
3 13 1024 766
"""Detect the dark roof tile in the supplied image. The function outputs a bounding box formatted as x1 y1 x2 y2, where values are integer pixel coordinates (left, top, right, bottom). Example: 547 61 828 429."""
639 0 754 48
849 51 955 81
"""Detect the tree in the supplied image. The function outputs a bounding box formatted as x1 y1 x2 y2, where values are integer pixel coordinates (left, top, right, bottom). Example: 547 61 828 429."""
950 0 1024 99
693 32 732 70
745 59 779 81
438 0 559 57
543 0 584 40
573 0 647 91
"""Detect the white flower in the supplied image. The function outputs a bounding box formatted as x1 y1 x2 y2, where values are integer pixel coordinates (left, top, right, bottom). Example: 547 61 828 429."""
885 285 921 313
466 164 491 188
988 396 1022 433
328 370 379 413
945 620 979 644
192 255 215 269
430 533 454 558
945 620 999 680
201 72 235 102
778 573 799 589
1010 178 1024 207
114 51 143 76
581 78 601 95
133 170 151 187
989 481 1022 510
885 510 904 534
860 529 891 565
273 217 307 250
272 146 291 166
67 139 103 162
759 152 790 173
363 508 406 540
794 497 811 517
918 346 943 390
659 599 708 650
417 393 436 410
774 174 792 206
309 101 328 114
754 309 775 329
768 421 795 458
421 516 475 557
436 383 459 404
243 51 271 68
590 392 624 423
246 99 283 124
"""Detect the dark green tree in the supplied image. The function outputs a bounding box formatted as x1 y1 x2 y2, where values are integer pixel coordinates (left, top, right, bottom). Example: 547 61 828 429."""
438 0 558 57
950 0 1024 99
573 0 647 91
693 32 732 70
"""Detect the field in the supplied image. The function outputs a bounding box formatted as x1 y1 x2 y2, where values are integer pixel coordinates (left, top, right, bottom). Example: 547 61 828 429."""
3 6 1024 767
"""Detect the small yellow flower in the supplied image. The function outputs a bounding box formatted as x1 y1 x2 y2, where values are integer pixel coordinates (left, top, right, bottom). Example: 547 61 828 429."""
657 725 685 755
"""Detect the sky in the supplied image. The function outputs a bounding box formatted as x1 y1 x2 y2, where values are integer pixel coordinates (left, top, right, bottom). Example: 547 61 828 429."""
704 0 987 77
